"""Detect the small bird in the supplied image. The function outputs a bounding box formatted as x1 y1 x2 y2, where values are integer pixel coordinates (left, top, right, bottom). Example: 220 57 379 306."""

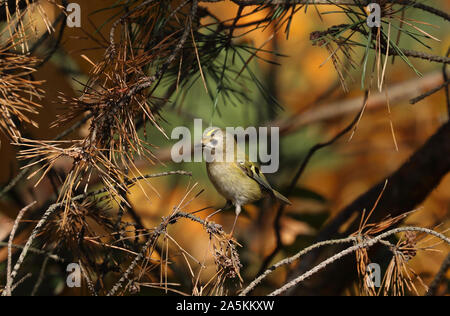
202 128 291 236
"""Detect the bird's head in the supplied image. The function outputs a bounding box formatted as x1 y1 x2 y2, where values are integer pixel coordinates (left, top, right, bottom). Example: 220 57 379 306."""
201 127 226 150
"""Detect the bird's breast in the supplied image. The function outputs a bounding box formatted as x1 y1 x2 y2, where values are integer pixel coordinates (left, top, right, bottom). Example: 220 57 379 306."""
206 161 263 205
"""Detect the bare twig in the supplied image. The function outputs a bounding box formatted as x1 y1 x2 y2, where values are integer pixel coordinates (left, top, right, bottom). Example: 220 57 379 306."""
287 120 450 295
0 114 93 200
410 80 450 105
4 201 63 296
31 257 49 296
259 91 368 274
275 71 446 135
201 0 450 21
0 242 63 262
2 171 191 295
79 261 98 296
240 236 356 296
426 253 450 296
10 273 32 293
29 0 67 58
268 227 449 296
4 201 36 296
35 7 67 68
125 0 198 97
398 49 450 64
107 211 223 296
444 47 450 117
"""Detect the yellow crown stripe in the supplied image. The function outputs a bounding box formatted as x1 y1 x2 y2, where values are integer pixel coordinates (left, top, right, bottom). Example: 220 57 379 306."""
205 128 221 137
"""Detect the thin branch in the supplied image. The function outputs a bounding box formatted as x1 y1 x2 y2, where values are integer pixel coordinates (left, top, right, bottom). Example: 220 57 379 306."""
107 211 223 296
28 0 67 55
35 8 67 69
4 201 36 296
426 253 450 296
4 200 63 296
444 47 450 117
0 114 93 200
410 80 450 105
268 227 450 296
200 0 361 3
275 71 446 136
398 49 450 65
79 261 98 296
10 273 32 293
201 0 450 21
2 171 191 296
240 236 356 296
126 0 198 97
0 242 63 262
286 120 450 295
30 257 49 296
259 91 368 274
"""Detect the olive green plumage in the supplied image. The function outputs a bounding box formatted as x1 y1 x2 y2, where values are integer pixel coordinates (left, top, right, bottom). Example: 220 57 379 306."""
202 128 291 234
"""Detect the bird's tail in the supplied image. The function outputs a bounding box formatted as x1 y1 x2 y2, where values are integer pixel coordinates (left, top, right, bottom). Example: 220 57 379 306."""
272 189 292 205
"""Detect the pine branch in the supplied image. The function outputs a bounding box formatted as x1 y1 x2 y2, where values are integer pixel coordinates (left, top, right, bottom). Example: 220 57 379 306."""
268 227 449 296
1 171 191 296
287 120 450 295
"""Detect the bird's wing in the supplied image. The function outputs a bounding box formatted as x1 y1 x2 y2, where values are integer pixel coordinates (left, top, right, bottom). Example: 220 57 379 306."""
237 158 274 192
237 157 292 205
